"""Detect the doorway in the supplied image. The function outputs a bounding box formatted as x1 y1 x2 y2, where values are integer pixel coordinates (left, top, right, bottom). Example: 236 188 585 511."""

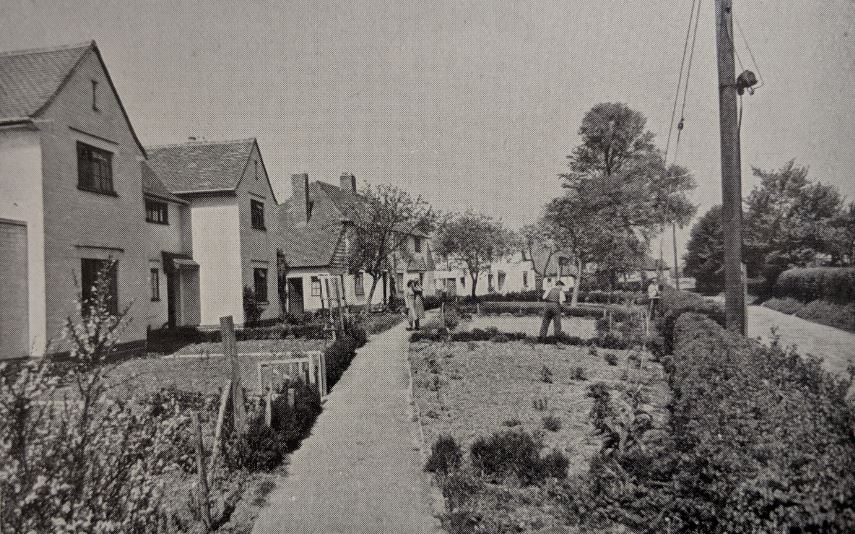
0 220 29 359
287 277 304 315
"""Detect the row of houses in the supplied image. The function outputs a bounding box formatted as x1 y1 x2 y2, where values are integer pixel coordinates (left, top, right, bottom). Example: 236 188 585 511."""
0 41 435 359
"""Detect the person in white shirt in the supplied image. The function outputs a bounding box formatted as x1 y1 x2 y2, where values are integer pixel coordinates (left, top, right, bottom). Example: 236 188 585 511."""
648 280 662 318
539 280 566 339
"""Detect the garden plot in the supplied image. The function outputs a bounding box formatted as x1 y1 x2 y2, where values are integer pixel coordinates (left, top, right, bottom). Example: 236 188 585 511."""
462 314 597 339
409 338 669 478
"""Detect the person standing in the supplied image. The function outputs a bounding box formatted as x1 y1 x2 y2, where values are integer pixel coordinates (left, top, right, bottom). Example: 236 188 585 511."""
648 279 661 318
412 280 426 330
404 280 416 330
539 280 565 340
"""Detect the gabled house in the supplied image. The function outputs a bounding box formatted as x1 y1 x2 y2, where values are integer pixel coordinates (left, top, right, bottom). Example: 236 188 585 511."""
0 41 199 358
146 138 280 326
278 173 433 313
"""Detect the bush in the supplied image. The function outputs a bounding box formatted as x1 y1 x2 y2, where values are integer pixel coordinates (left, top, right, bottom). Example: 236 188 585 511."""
570 366 587 381
653 313 855 532
470 429 567 486
762 296 804 315
425 435 462 476
655 287 725 354
794 299 855 332
776 266 855 304
604 352 618 366
324 334 360 389
542 414 562 432
243 286 265 326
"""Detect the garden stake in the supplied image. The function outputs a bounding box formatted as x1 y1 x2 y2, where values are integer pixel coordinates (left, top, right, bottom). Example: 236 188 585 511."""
193 411 213 531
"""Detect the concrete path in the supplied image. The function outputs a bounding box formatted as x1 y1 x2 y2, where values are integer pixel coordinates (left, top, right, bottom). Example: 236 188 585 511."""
252 323 442 534
748 305 855 381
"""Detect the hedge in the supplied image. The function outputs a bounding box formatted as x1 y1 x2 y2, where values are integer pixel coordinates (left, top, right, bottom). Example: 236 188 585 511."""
478 301 633 321
661 313 855 531
776 267 855 304
655 287 725 354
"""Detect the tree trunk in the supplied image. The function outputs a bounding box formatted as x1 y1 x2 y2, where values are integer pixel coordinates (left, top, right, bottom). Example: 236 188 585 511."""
571 258 582 307
470 273 479 298
361 274 381 318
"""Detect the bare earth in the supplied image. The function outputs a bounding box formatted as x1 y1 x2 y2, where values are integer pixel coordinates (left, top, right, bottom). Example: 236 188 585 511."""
252 322 442 534
463 314 597 339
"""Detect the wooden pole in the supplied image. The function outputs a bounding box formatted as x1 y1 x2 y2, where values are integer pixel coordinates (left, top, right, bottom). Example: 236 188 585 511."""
193 412 213 531
208 380 231 472
221 316 246 434
672 222 681 290
715 0 746 334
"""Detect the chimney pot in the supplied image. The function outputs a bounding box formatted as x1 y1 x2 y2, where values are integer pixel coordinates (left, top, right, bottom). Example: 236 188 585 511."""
340 172 357 194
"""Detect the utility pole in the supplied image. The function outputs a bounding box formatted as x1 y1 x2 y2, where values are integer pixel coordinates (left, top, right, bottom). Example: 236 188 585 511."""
714 0 746 334
672 222 681 290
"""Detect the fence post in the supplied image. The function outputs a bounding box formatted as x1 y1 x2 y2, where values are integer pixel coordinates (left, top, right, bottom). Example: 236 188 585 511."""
208 380 231 472
221 316 246 434
193 412 213 531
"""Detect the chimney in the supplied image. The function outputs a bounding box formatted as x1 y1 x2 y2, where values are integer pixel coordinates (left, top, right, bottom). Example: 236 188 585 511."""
340 172 357 194
290 173 310 224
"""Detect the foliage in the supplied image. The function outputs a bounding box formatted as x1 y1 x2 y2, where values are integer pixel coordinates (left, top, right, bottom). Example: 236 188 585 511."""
793 300 855 332
654 287 725 353
762 296 805 315
519 219 565 292
604 352 618 366
344 182 437 314
776 266 855 304
359 311 404 335
469 429 568 486
434 211 514 297
542 414 562 432
227 381 322 472
540 365 553 384
324 333 361 390
243 285 265 326
683 204 726 294
424 435 463 476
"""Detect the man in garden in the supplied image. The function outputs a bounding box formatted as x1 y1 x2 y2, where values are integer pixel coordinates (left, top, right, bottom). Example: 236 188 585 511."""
539 280 566 340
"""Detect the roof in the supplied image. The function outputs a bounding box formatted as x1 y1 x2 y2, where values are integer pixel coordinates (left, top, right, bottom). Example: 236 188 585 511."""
279 181 349 268
530 249 574 277
141 161 186 204
146 138 256 194
0 41 147 155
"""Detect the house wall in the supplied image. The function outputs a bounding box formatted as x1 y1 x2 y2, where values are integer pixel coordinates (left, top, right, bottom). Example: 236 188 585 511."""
236 144 280 321
341 271 388 309
189 196 243 326
433 255 537 297
0 128 46 355
284 268 333 312
143 199 189 330
38 49 149 352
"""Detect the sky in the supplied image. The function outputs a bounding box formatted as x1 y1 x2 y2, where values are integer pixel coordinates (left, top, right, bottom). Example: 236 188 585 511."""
2 0 854 265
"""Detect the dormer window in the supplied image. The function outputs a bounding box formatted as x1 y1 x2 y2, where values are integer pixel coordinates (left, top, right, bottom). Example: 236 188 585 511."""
91 80 98 111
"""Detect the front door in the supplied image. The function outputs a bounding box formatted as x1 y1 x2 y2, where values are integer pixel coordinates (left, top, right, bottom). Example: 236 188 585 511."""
0 220 29 358
446 278 457 298
166 271 177 328
287 278 304 315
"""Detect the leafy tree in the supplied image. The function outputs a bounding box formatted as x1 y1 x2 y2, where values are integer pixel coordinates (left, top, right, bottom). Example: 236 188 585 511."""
344 183 437 315
519 221 563 293
434 211 513 298
683 205 725 294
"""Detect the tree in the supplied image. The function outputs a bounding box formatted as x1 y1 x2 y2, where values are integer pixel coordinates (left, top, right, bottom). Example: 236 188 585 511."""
434 211 513 298
519 221 562 292
344 183 437 315
683 205 725 294
744 160 844 283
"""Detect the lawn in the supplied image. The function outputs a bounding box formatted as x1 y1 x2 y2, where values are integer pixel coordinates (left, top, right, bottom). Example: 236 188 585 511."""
409 329 669 532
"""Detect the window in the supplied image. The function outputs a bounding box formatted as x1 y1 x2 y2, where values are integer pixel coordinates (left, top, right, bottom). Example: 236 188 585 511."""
254 268 269 303
460 276 465 287
91 80 98 111
522 271 529 288
354 272 365 296
254 160 259 180
150 268 160 301
419 272 424 286
396 272 404 292
251 199 266 230
145 199 169 224
77 142 114 194
413 236 422 253
81 258 118 316
311 276 321 297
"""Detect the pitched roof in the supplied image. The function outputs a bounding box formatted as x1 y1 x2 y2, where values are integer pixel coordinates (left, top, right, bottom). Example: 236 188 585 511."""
141 161 186 204
279 181 348 268
145 138 256 194
0 41 147 155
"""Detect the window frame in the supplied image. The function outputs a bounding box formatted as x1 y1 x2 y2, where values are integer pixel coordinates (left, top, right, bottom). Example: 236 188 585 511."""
310 276 321 297
354 272 365 296
253 268 269 303
91 79 99 111
81 258 118 316
250 199 266 230
77 142 115 195
150 268 160 301
145 198 169 224
413 236 422 253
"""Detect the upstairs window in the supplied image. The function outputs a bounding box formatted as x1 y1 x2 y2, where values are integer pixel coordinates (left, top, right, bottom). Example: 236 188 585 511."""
77 142 114 194
145 199 169 224
150 268 160 301
81 258 118 316
253 268 269 303
251 199 266 230
413 236 422 253
91 80 99 111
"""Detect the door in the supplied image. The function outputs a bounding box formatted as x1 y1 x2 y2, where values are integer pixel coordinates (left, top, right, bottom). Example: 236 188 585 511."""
0 220 29 358
166 271 177 328
287 278 304 315
446 278 457 298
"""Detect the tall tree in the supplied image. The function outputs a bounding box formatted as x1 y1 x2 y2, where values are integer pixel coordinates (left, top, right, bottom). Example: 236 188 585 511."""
683 205 725 294
519 221 562 292
434 212 512 298
345 183 437 315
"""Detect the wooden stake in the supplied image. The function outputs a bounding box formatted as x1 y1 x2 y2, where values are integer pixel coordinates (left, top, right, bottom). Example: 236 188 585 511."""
221 316 246 434
265 388 273 427
208 380 231 472
193 412 212 531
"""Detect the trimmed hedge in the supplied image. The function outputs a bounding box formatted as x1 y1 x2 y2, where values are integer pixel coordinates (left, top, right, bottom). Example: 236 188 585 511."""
776 267 855 304
655 287 725 354
662 313 855 531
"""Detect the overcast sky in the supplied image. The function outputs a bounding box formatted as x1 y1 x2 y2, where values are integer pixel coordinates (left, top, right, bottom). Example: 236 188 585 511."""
2 0 854 263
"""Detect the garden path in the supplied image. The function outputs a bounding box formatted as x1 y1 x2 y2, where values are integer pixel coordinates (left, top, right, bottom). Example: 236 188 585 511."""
748 305 855 387
251 321 442 534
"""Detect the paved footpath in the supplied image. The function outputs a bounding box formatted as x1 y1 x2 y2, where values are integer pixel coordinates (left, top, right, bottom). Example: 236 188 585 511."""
747 305 855 382
252 322 443 534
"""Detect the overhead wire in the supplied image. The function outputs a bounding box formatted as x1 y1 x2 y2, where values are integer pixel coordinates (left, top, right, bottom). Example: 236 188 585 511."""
672 0 704 166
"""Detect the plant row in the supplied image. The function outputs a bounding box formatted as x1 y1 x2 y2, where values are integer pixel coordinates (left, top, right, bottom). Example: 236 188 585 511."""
763 297 855 333
775 266 855 304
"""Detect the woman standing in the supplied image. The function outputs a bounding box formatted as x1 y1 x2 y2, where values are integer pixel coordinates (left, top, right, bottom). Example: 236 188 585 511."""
412 280 426 330
404 280 416 330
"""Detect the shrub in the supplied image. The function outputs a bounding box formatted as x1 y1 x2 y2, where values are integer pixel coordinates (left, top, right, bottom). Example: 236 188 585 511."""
425 435 462 476
502 418 521 427
324 334 360 389
655 287 725 354
538 449 569 479
762 296 804 315
540 365 553 383
242 285 265 326
470 429 568 486
776 266 855 304
542 414 562 432
604 352 618 366
795 299 855 332
570 366 587 381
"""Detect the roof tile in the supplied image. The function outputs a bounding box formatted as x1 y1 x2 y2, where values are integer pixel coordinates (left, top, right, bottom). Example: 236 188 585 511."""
146 139 255 193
